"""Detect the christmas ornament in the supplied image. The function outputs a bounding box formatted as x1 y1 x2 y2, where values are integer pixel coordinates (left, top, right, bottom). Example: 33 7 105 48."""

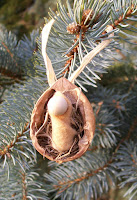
30 18 113 163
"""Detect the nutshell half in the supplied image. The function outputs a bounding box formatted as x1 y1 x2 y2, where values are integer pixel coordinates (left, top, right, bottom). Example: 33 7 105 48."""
30 77 95 163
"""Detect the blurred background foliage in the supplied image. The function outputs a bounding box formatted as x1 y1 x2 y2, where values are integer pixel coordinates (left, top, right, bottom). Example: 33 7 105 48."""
0 0 73 38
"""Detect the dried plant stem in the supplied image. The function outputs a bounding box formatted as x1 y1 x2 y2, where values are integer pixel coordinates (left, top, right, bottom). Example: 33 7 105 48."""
42 19 57 86
69 25 114 83
35 112 49 136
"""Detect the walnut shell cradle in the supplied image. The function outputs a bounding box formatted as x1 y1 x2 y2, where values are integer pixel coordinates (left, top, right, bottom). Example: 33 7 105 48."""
30 77 95 163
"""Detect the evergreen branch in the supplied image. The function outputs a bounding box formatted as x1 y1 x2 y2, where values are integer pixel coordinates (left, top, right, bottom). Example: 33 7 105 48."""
45 110 137 200
109 0 137 42
36 0 114 90
0 163 48 200
0 77 47 170
88 85 134 118
69 25 114 82
44 62 136 199
0 29 38 79
1 41 18 65
54 160 112 187
115 115 137 151
45 149 117 200
0 30 21 76
115 141 137 200
18 30 39 74
88 81 137 153
0 125 36 172
21 169 27 200
0 122 29 156
93 109 120 148
36 0 137 90
90 98 137 154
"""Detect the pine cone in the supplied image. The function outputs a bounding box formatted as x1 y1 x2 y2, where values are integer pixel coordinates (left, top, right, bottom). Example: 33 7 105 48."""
67 22 80 34
82 9 94 25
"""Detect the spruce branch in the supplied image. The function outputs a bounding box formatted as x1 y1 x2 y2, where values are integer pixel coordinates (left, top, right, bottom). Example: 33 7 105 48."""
0 77 47 172
43 78 136 199
0 29 39 79
0 30 22 79
42 19 114 85
110 0 137 31
37 0 114 90
93 109 120 148
45 109 137 200
45 149 117 200
109 0 137 44
69 25 114 83
115 115 137 151
0 163 48 200
36 0 137 91
115 141 137 200
88 85 134 118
